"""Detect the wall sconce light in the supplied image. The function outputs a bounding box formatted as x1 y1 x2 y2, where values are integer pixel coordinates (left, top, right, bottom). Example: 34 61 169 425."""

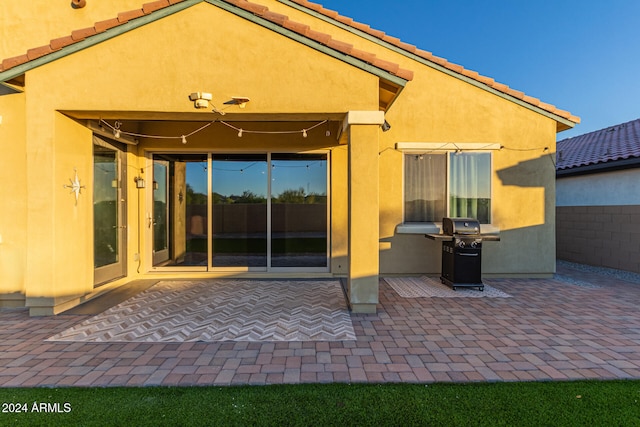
189 92 213 109
381 120 391 132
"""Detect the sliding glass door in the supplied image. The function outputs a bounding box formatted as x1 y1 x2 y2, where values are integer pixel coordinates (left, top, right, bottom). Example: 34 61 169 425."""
151 152 328 271
271 154 327 268
152 154 208 267
211 154 268 268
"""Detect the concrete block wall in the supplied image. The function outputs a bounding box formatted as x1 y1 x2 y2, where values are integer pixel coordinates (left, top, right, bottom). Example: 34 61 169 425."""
556 205 640 274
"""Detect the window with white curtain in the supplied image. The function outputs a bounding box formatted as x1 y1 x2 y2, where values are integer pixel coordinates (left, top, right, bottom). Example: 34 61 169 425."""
404 152 491 223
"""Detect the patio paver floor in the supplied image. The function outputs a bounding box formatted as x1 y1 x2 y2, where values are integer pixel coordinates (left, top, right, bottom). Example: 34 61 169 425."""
1 261 640 387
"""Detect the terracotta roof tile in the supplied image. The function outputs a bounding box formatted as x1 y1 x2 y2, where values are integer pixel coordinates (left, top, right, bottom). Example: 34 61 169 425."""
350 48 376 64
95 18 122 33
143 0 171 14
71 26 98 41
50 35 76 51
306 28 332 45
0 0 413 91
289 0 580 124
27 45 53 61
262 10 288 26
557 118 640 170
2 54 28 71
118 9 146 23
326 38 354 55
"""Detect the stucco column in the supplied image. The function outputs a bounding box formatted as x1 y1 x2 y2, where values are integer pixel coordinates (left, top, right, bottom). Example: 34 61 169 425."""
346 111 384 314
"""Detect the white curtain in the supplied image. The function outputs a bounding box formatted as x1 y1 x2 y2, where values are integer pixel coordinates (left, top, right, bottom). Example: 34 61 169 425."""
449 153 491 223
404 154 446 222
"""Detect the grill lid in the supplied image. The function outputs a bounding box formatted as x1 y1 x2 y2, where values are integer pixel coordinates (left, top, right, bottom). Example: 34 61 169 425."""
442 217 481 236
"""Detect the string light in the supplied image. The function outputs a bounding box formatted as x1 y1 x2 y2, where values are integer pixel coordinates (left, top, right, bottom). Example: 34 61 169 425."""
99 119 330 142
113 120 122 139
100 119 213 144
219 120 327 138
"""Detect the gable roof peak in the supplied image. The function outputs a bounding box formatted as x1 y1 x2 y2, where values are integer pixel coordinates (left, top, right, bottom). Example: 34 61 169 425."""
285 0 580 127
1 0 413 85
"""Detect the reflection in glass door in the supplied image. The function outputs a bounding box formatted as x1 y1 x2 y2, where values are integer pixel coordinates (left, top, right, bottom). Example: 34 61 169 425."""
93 139 126 285
150 152 328 271
271 154 327 268
153 155 208 267
211 154 268 268
152 160 169 265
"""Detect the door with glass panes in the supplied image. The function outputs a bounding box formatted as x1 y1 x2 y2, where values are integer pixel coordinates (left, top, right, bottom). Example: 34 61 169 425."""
93 136 127 285
151 153 328 271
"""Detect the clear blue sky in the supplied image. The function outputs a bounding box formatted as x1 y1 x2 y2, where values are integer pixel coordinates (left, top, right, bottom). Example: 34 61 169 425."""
317 0 640 140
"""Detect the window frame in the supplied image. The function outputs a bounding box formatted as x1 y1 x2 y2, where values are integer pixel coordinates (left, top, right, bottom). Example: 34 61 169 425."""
402 149 494 225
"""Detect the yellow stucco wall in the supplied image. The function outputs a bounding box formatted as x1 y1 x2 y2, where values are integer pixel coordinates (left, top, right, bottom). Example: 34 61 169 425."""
0 90 27 306
1 0 572 313
0 0 147 60
272 0 563 276
6 2 381 313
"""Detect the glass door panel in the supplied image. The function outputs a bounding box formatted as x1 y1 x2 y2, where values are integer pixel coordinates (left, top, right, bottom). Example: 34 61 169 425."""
211 154 268 268
94 141 126 285
152 154 208 267
152 160 170 265
271 154 327 268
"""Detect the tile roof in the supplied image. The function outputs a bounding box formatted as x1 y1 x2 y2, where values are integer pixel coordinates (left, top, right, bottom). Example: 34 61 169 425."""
0 0 413 82
556 117 640 171
287 0 580 125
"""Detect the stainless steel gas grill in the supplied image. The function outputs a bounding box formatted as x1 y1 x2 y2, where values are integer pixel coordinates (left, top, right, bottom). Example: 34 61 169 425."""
426 217 500 291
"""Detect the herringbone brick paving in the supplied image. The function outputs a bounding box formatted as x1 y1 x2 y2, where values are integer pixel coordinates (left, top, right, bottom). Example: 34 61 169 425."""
1 262 640 387
47 280 355 342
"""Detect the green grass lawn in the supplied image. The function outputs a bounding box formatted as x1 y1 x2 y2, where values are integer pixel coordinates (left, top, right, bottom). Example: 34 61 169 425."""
1 381 639 426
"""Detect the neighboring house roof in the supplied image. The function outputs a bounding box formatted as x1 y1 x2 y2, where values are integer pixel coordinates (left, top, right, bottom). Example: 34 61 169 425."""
282 0 580 129
556 117 640 176
0 0 412 86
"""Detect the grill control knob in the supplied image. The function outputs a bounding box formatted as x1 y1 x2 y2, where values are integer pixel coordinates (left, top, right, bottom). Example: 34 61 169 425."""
471 241 478 248
458 240 465 248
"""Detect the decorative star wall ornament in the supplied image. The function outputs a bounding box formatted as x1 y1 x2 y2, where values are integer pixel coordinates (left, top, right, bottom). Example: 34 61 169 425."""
63 168 86 205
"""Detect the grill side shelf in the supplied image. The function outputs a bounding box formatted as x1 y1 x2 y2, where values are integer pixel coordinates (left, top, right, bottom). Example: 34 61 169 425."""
425 234 453 241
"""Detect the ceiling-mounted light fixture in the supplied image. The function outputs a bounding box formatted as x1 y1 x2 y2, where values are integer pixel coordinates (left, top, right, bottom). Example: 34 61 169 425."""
381 120 391 132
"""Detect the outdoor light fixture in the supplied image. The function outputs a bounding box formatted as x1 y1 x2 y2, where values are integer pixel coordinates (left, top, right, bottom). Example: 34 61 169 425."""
71 0 87 8
224 97 251 109
189 92 213 109
113 121 122 139
181 135 187 144
381 120 391 132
